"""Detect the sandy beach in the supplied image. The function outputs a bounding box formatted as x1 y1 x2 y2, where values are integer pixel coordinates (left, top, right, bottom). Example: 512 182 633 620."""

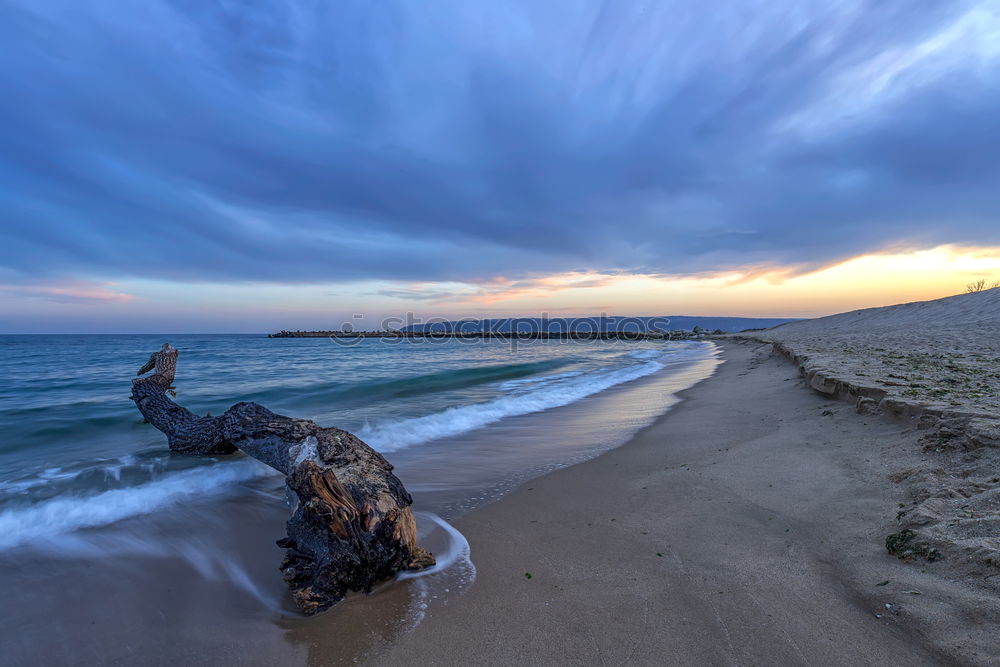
6 3 1000 664
6 295 998 666
352 338 999 665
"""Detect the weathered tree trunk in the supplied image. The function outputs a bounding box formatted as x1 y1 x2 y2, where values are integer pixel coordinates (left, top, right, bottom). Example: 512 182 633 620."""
130 344 434 614
130 344 237 455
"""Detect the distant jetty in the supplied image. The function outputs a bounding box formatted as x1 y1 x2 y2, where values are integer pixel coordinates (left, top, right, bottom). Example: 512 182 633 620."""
268 316 795 339
267 329 720 340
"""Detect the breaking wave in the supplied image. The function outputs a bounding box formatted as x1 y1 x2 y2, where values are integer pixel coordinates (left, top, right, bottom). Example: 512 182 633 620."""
360 355 673 451
0 459 276 551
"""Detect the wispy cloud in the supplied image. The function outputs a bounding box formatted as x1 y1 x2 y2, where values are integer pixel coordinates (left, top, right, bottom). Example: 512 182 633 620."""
369 273 621 305
0 281 137 304
371 286 478 301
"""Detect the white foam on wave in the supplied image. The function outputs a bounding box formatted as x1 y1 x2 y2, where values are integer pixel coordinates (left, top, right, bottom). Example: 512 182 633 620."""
398 512 476 631
360 357 671 452
0 454 153 496
0 460 276 551
398 513 475 582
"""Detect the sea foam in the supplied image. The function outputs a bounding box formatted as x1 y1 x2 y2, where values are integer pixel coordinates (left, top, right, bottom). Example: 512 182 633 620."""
360 355 671 451
0 459 276 551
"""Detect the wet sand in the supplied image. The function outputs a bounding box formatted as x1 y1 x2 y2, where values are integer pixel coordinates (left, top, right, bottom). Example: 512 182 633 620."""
361 340 998 665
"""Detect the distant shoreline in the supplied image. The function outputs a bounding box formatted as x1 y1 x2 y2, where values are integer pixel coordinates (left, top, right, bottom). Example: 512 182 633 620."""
267 330 717 340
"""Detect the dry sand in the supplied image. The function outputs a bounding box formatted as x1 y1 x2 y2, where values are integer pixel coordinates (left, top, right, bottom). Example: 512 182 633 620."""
749 287 1000 595
755 286 1000 417
357 339 998 666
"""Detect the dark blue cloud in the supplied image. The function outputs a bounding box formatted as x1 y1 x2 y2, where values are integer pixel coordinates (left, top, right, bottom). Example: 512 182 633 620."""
1 0 998 285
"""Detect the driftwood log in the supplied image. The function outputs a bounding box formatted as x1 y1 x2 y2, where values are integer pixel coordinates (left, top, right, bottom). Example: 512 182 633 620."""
130 344 434 614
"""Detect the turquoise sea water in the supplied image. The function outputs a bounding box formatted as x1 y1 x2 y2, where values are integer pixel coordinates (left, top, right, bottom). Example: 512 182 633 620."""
0 334 717 533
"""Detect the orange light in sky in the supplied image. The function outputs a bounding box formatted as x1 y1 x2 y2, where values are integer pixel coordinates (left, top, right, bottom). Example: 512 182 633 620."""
394 245 1000 318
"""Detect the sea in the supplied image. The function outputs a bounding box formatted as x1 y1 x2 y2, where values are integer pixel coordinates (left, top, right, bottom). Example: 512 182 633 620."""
0 334 719 664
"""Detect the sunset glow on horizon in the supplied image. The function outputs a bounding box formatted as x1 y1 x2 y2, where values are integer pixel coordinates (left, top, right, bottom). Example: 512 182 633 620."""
3 244 998 333
3 1 1000 332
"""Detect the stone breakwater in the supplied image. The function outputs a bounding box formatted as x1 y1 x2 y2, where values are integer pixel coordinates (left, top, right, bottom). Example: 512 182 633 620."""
268 330 718 340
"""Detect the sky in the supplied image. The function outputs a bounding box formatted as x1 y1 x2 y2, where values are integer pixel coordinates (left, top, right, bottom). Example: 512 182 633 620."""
2 0 999 332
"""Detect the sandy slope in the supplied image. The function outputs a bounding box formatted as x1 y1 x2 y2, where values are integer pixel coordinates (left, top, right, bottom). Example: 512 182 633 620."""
772 286 1000 332
757 287 1000 416
364 342 998 666
747 288 1000 599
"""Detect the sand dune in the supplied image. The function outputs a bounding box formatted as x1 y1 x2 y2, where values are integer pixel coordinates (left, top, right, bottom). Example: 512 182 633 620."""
753 287 1000 419
772 286 1000 333
747 287 1000 604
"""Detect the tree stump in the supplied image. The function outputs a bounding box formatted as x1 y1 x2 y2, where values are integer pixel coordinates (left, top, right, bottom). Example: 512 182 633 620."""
130 344 434 614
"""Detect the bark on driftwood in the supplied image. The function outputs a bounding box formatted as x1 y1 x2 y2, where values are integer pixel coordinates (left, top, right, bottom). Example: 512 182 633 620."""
130 344 434 614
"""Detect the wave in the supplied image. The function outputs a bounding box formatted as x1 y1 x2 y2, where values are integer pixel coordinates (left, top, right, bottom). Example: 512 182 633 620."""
627 349 668 360
0 459 276 551
328 359 572 403
498 369 584 391
188 358 574 411
359 357 670 451
0 359 574 455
